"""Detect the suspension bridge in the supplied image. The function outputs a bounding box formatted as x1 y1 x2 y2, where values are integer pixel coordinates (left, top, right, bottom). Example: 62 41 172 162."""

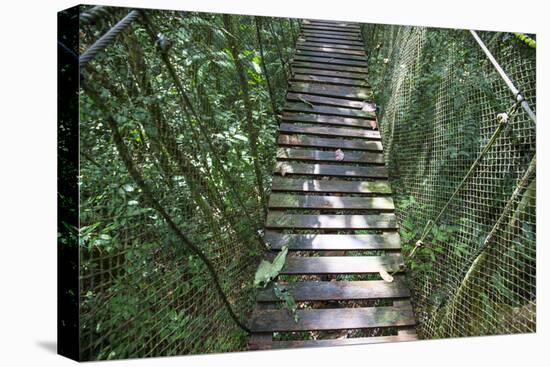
66 6 536 360
248 19 417 349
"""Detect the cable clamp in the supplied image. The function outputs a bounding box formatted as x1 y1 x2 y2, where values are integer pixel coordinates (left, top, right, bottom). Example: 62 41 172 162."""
497 112 509 126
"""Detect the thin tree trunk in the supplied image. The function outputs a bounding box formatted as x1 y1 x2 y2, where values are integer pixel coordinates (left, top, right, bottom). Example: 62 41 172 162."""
223 14 267 214
255 16 278 119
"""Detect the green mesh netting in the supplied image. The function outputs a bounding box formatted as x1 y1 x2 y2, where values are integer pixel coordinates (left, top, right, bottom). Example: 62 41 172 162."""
362 24 536 338
77 8 296 360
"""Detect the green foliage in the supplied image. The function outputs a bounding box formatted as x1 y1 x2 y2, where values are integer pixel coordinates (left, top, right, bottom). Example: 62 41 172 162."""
254 246 288 288
274 283 299 322
78 7 297 360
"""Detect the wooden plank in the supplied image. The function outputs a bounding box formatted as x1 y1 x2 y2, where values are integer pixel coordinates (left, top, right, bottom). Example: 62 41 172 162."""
278 135 383 151
266 212 398 229
269 193 394 210
274 162 387 178
249 304 415 332
291 61 368 74
292 74 368 88
297 40 365 51
270 177 391 194
303 20 361 29
279 123 379 139
264 231 401 250
286 93 366 109
248 303 274 350
302 30 361 40
257 278 410 302
293 55 367 67
292 66 367 80
290 82 371 100
297 45 366 56
283 102 374 119
276 148 384 164
300 36 364 47
296 49 366 61
282 112 374 128
282 255 405 274
302 31 361 42
269 333 417 349
302 25 362 35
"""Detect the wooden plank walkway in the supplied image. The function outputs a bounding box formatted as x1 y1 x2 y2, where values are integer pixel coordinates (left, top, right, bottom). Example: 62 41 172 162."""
248 19 417 350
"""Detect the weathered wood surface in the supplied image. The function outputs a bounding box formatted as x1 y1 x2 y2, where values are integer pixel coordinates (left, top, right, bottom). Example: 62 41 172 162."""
286 93 368 109
302 24 362 34
299 37 364 47
302 31 362 42
276 148 384 164
302 19 361 29
268 193 394 210
292 66 367 79
264 231 401 250
283 102 374 119
249 20 415 348
268 333 417 349
291 74 368 87
289 82 371 100
271 177 391 193
257 278 410 302
296 49 366 61
291 61 368 74
282 112 374 128
280 255 405 274
278 134 383 150
293 55 367 67
279 123 379 139
249 304 415 332
297 39 365 51
266 212 398 229
274 162 387 178
297 45 366 56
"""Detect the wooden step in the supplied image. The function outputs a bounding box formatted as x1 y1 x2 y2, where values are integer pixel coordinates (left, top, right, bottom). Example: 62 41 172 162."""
268 333 417 349
274 162 387 178
278 135 383 151
290 82 371 100
265 231 401 250
257 278 410 302
249 304 415 332
296 49 366 61
302 31 362 42
276 148 384 164
269 193 394 210
302 26 361 36
292 74 368 87
271 177 391 194
293 55 367 67
297 45 366 56
266 212 398 229
283 103 374 119
286 93 367 109
299 35 364 47
292 66 367 80
280 255 404 274
297 40 365 51
303 20 361 29
280 123 378 139
282 112 374 128
291 61 368 74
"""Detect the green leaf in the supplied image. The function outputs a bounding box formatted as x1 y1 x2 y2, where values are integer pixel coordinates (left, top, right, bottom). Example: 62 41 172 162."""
253 246 288 288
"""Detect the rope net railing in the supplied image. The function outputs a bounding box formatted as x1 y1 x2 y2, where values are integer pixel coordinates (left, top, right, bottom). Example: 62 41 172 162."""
362 25 536 338
73 6 298 360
